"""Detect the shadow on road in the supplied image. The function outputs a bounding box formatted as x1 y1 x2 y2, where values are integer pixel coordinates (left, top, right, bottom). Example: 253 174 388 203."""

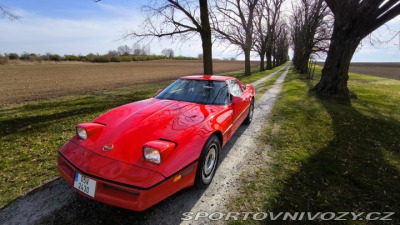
35 124 251 225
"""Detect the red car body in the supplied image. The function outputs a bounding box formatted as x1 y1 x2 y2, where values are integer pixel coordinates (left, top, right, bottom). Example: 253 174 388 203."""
57 75 255 211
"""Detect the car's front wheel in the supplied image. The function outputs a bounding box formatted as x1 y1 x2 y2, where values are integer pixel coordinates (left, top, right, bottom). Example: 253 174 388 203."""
195 135 220 188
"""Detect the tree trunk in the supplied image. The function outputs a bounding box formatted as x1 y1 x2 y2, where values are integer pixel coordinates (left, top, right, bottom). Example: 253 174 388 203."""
266 47 272 70
296 50 310 74
199 0 213 75
200 32 213 75
244 49 251 76
259 53 265 71
312 27 361 98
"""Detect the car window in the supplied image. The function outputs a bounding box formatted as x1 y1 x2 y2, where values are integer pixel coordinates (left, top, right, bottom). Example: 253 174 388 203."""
156 79 229 105
228 80 243 97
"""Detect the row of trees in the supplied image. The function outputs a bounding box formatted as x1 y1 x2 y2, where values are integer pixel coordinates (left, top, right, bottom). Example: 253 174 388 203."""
125 0 400 97
124 0 290 76
0 45 187 63
0 52 197 63
291 0 331 74
290 0 400 97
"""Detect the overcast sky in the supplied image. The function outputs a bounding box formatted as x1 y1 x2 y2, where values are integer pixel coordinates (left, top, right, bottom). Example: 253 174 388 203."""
1 0 399 62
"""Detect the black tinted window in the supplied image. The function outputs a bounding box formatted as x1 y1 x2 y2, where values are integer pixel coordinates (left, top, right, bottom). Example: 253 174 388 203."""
156 79 229 105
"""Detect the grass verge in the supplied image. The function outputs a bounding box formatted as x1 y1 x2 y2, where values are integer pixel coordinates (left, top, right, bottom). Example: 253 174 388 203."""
0 65 283 208
228 66 400 224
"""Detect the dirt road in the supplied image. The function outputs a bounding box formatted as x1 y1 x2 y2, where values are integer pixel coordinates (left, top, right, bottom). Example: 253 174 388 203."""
0 64 290 225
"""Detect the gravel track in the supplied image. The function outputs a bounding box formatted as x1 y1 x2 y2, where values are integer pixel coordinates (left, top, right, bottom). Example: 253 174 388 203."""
180 63 290 225
0 63 290 225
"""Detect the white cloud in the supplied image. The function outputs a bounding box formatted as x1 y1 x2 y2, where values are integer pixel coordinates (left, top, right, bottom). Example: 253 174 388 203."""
4 3 398 61
0 3 208 57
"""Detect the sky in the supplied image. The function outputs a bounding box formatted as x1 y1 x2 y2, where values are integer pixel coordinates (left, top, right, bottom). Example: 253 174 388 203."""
0 0 399 62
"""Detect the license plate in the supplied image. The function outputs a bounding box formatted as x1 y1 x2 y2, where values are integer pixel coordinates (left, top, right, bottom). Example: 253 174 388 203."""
74 172 96 198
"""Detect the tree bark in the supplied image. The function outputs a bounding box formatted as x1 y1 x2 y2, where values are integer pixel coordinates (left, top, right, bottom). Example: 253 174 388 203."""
244 48 251 76
312 26 361 97
266 47 273 70
296 49 312 74
259 53 265 71
312 0 400 98
199 0 213 75
200 32 213 75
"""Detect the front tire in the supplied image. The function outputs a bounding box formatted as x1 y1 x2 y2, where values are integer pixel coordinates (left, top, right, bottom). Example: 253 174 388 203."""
243 98 254 125
194 135 220 188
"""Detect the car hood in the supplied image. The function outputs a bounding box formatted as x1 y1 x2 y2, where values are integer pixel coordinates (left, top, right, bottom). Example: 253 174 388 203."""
76 98 218 164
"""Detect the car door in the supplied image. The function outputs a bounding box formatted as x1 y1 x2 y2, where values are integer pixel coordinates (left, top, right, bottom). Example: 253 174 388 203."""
228 79 248 132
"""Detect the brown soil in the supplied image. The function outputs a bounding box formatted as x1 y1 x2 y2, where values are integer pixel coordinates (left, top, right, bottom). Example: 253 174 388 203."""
0 60 258 106
317 62 400 80
348 63 400 80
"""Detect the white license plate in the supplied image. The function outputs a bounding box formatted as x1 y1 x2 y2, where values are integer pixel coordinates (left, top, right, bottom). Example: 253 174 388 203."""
74 172 96 198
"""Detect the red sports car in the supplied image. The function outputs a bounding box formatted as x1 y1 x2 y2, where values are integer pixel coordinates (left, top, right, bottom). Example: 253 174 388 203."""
57 75 255 211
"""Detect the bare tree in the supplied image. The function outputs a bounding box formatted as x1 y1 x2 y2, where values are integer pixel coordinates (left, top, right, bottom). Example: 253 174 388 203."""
0 4 20 20
162 48 175 57
253 1 268 71
212 0 260 76
123 0 213 74
132 43 151 55
273 22 290 66
253 0 286 71
264 0 284 70
313 0 400 98
132 43 142 55
142 45 151 55
117 45 132 56
291 0 331 73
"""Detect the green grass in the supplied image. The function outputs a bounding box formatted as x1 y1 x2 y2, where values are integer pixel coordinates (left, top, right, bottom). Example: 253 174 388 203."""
255 71 283 97
0 65 285 208
228 66 400 224
225 62 288 85
0 81 172 208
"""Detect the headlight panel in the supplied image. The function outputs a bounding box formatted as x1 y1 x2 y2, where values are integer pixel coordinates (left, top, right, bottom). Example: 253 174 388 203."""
142 140 176 165
76 127 87 140
143 147 161 164
75 123 105 140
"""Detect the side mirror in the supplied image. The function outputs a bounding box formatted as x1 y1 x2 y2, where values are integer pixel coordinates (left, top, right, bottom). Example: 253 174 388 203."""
231 96 243 104
156 89 163 96
243 84 247 90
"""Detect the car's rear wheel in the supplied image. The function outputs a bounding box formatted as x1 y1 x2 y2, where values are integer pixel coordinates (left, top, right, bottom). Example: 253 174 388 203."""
195 135 220 188
243 98 254 125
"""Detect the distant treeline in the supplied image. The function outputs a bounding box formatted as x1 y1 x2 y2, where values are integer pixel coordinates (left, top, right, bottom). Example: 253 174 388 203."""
0 52 199 64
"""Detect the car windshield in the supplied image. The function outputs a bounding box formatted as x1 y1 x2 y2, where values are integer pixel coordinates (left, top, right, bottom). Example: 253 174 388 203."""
156 79 229 105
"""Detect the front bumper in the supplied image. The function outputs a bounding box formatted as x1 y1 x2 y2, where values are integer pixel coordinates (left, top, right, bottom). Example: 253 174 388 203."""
57 141 197 211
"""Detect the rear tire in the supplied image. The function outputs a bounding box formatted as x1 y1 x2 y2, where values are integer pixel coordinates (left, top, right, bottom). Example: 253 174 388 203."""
194 135 220 188
243 98 254 125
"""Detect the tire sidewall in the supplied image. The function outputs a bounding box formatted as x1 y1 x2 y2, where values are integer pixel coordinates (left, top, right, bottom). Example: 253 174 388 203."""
195 135 220 188
244 98 254 125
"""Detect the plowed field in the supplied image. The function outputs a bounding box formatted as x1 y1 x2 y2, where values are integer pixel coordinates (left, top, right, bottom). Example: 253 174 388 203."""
0 60 257 105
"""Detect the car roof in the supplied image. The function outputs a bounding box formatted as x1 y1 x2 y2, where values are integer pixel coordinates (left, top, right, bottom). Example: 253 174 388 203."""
181 75 236 81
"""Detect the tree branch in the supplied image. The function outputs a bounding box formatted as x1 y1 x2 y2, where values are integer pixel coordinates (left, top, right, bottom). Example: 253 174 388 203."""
0 5 21 20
